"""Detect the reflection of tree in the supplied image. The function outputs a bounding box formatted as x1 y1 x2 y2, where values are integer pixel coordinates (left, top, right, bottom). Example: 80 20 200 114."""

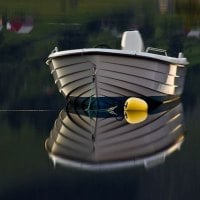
0 31 4 44
60 0 66 13
0 33 5 104
154 14 184 56
175 0 200 28
158 0 175 14
168 34 183 56
59 0 78 13
58 26 87 50
69 0 79 8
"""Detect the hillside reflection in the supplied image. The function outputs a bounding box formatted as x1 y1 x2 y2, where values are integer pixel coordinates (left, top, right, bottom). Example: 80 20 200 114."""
45 100 185 170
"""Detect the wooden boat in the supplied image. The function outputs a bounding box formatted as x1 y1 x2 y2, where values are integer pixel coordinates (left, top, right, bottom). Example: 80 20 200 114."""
45 101 184 170
46 31 188 108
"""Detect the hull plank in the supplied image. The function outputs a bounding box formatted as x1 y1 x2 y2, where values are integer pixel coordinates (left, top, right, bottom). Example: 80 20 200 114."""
99 63 185 86
99 55 186 76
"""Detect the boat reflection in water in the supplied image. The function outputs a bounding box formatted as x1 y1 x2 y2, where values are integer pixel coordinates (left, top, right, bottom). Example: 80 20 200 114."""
45 100 184 170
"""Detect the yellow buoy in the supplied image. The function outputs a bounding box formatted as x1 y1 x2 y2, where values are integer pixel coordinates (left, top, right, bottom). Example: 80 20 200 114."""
124 97 148 111
124 110 148 124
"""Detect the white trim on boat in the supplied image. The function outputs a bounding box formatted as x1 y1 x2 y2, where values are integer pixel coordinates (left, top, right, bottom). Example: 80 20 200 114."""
47 48 188 65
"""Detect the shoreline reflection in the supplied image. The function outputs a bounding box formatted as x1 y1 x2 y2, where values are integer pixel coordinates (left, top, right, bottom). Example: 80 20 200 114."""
45 101 184 170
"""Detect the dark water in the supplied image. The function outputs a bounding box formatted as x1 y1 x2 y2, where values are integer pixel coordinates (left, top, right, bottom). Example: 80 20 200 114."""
0 0 200 199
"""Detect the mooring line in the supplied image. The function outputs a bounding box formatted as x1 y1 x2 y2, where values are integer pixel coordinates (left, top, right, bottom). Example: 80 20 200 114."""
0 109 59 112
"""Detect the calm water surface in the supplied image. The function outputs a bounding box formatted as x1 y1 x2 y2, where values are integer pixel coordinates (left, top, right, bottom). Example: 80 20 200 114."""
0 0 200 199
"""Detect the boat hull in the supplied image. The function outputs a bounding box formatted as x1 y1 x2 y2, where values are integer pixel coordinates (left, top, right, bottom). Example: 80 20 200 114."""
47 49 186 107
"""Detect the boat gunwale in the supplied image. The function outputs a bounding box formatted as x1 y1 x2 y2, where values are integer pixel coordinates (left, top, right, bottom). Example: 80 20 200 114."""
46 48 189 65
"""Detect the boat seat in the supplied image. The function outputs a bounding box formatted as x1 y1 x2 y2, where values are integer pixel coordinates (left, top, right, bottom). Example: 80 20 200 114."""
121 30 144 52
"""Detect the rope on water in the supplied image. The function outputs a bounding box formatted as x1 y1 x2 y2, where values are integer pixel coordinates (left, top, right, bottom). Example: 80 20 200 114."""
107 106 118 115
0 109 58 112
85 65 97 111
